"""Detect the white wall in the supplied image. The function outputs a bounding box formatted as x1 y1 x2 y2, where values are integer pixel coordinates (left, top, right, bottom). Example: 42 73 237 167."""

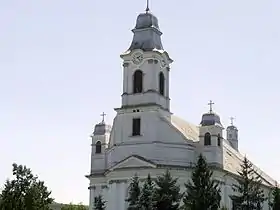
89 168 273 210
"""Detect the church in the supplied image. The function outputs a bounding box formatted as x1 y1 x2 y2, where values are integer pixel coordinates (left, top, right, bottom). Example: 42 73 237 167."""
86 5 276 210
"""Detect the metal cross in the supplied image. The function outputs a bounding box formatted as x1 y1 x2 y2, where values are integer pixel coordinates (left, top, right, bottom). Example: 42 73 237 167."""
146 0 150 12
230 117 235 125
208 100 214 113
100 112 106 123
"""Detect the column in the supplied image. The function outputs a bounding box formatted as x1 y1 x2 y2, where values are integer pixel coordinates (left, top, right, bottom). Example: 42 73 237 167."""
89 186 95 210
119 181 127 210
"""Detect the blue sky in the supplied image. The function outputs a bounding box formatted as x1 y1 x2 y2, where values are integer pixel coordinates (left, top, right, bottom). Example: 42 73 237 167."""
0 0 280 205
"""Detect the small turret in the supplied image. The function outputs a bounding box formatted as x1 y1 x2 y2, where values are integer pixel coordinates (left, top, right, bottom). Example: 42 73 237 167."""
226 117 238 151
90 112 111 173
199 100 224 167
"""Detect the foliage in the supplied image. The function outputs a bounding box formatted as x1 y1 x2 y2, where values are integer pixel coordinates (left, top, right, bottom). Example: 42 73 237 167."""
270 183 280 210
61 202 88 210
94 195 106 210
182 154 221 210
0 163 53 210
138 174 154 210
153 170 181 210
230 156 266 210
126 174 141 210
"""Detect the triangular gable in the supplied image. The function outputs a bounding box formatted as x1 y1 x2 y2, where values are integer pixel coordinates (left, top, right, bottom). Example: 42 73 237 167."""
108 155 157 171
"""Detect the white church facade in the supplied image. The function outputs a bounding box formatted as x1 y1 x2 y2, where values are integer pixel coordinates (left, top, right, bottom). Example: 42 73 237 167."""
86 6 276 210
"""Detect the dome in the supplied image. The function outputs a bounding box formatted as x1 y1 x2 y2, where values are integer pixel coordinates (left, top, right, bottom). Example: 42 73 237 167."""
226 125 238 131
135 11 160 30
93 123 112 136
127 10 164 52
200 112 223 127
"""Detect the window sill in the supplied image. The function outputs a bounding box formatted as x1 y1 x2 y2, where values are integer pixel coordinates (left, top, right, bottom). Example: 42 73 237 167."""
130 134 142 137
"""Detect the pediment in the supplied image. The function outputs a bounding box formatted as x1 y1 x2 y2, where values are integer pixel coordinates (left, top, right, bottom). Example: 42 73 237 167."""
109 155 157 171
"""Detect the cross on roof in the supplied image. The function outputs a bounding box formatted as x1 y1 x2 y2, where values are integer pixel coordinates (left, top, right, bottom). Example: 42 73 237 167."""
100 112 106 123
208 100 214 113
230 117 235 125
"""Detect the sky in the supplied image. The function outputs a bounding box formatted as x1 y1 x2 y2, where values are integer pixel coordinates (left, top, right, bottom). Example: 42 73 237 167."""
0 0 280 205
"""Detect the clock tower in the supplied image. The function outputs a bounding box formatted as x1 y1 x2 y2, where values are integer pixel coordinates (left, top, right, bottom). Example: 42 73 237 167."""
109 8 173 148
120 9 173 112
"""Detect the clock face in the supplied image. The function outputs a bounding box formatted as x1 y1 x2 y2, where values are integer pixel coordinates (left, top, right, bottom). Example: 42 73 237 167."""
132 52 144 65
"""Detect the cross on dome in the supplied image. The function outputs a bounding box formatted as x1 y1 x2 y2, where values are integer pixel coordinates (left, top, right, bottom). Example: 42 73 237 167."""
208 100 214 113
100 112 106 124
230 117 235 126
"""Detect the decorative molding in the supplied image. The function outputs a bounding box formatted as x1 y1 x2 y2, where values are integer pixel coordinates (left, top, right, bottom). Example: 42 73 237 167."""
121 92 128 96
123 63 129 67
119 103 170 112
148 59 154 64
88 185 96 190
121 90 170 100
109 179 128 184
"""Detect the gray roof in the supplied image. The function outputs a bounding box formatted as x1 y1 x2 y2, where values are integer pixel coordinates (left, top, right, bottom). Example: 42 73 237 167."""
94 123 112 136
128 11 164 52
135 12 159 30
200 112 223 127
227 125 238 131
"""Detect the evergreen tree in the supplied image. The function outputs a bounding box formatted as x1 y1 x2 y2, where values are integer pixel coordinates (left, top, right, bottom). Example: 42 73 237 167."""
153 170 181 210
126 174 141 210
0 163 53 210
182 154 221 210
138 174 154 210
230 156 266 210
270 183 280 210
94 195 106 210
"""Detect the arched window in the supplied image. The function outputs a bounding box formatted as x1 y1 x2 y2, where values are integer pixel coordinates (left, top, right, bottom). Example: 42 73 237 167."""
204 132 211 146
159 72 165 96
133 70 143 93
217 134 221 146
95 141 101 154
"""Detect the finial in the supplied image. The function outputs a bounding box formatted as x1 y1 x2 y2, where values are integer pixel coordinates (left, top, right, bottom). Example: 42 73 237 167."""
230 117 235 126
208 100 214 113
146 0 150 12
100 112 106 124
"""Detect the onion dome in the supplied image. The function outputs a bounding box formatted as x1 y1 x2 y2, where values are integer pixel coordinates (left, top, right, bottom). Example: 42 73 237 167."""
135 11 160 30
93 123 111 136
200 112 223 127
200 100 223 127
226 117 238 131
93 112 111 136
128 9 163 52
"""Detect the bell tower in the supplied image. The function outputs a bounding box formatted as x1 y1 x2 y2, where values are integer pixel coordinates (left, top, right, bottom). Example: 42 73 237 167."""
109 7 173 148
226 117 239 151
90 113 111 172
120 8 173 112
199 101 224 167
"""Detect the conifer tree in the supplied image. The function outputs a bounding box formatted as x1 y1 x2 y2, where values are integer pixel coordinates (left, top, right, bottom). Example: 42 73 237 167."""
230 156 266 210
138 174 154 210
94 195 106 210
153 170 181 210
182 154 221 210
270 183 280 210
126 174 141 210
